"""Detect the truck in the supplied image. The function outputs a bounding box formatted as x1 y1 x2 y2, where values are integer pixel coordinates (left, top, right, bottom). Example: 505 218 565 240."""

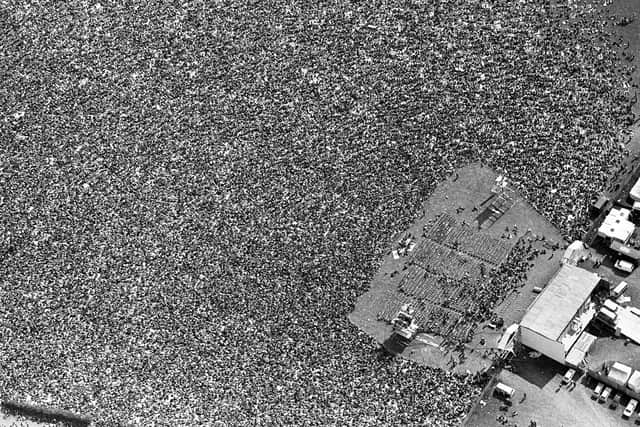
611 281 628 298
596 306 618 328
494 382 515 402
562 368 576 385
615 259 635 273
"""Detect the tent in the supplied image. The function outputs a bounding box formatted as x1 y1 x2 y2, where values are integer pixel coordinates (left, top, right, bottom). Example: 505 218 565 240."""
598 208 635 243
628 371 640 394
631 177 640 202
562 240 585 265
608 362 633 387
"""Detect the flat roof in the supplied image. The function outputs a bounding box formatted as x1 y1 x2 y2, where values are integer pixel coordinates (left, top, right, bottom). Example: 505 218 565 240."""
520 264 601 341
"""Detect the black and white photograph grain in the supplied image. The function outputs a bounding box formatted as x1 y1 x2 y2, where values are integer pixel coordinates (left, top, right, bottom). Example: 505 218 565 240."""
3 0 640 426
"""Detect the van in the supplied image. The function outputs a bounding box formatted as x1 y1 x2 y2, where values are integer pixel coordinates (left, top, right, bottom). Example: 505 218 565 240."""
562 368 576 385
624 399 638 418
603 299 619 313
592 382 604 400
599 386 612 403
494 382 515 400
615 259 635 273
597 307 618 326
612 281 628 298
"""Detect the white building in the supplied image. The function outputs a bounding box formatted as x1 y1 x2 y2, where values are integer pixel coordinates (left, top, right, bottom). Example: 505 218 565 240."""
518 264 601 365
597 208 635 244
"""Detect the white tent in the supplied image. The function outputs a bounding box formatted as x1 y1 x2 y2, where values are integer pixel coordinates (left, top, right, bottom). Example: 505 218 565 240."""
628 370 640 394
562 240 585 265
631 177 640 202
609 362 633 387
598 208 635 243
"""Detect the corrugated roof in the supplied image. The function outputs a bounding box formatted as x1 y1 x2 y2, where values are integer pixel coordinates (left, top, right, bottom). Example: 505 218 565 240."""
520 264 600 341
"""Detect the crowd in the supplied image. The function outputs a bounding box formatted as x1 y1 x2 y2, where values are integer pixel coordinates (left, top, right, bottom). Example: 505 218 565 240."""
0 0 636 426
426 213 513 266
412 239 486 282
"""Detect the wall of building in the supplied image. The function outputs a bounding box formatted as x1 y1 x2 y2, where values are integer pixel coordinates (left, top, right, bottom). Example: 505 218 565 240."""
519 327 566 364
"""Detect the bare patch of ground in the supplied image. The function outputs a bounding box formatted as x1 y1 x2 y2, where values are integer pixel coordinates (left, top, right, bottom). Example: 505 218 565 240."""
464 355 627 427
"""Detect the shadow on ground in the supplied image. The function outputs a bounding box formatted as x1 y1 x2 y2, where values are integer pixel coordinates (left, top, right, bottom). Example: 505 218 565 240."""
510 354 566 390
381 334 409 356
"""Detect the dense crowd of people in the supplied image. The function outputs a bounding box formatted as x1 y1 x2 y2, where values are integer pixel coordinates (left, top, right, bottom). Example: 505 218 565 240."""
0 0 637 425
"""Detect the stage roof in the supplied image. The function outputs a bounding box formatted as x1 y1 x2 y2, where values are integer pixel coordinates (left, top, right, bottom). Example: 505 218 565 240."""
520 264 601 341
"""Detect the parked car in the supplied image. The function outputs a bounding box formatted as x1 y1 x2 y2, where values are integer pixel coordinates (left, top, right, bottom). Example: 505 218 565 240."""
599 386 612 403
562 368 576 385
624 399 638 418
592 382 604 400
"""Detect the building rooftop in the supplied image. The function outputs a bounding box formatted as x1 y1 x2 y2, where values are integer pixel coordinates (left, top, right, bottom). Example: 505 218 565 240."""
520 264 601 341
598 208 635 243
